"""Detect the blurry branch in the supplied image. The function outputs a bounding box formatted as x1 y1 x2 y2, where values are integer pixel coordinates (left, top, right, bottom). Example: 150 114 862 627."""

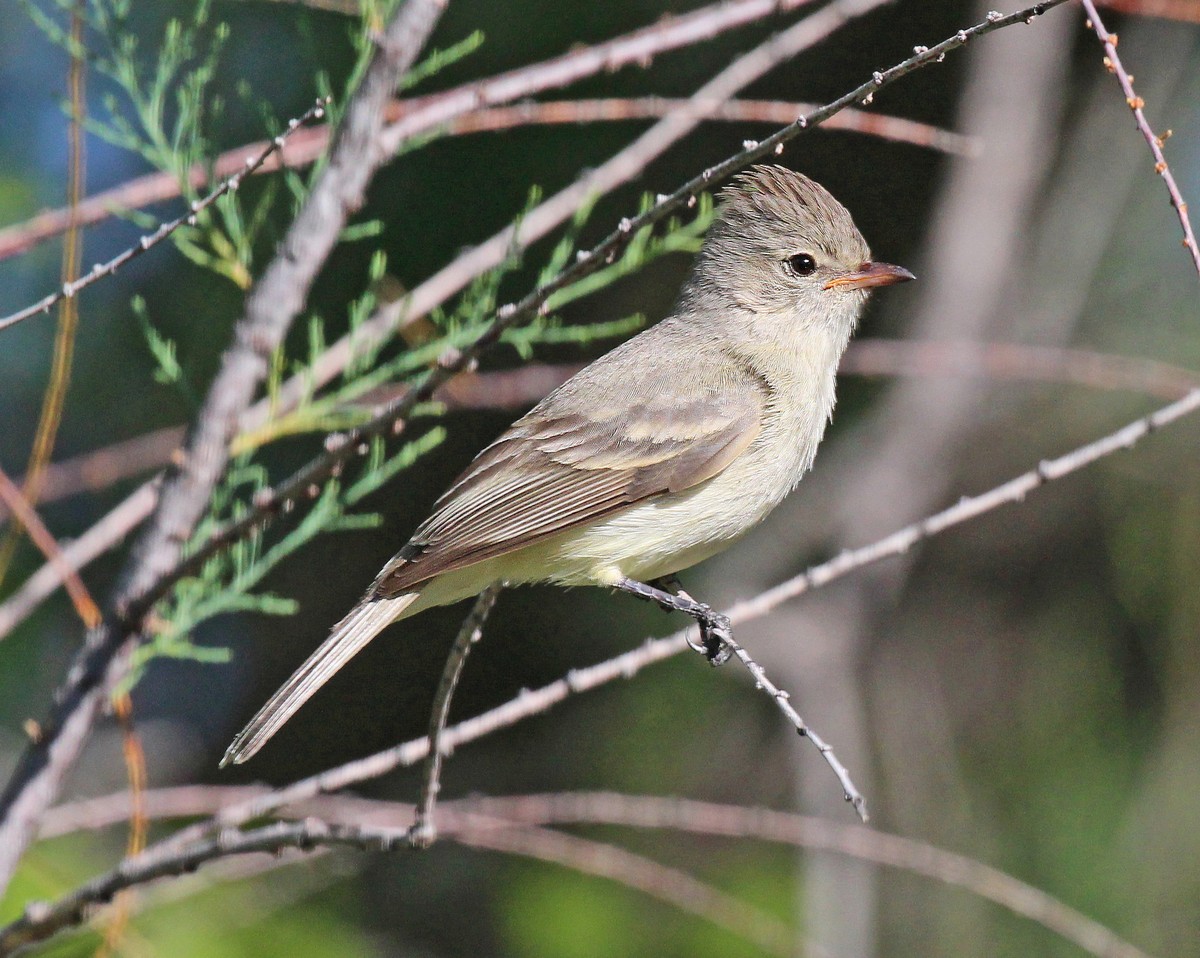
0 0 823 264
459 793 1155 958
1097 0 1200 21
0 429 185 515
0 98 970 266
0 3 89 588
839 339 1200 399
0 99 330 334
21 790 1154 958
0 0 447 898
96 693 147 958
447 821 803 958
443 96 979 155
0 0 1068 900
0 464 99 630
1080 0 1200 276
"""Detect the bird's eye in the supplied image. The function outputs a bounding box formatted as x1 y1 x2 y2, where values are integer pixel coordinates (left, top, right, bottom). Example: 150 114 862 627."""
785 253 817 277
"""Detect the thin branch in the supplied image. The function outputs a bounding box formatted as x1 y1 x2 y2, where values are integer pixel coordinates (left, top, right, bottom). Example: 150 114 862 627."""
409 584 502 846
0 429 184 518
452 820 803 958
1079 0 1200 276
840 339 1200 399
0 0 447 898
0 482 158 642
0 2 89 587
0 464 99 630
25 790 1154 958
446 96 979 156
718 631 867 819
0 99 330 335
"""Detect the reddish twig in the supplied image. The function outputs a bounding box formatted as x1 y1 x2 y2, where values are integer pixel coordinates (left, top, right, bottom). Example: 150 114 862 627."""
451 95 978 155
0 2 89 589
0 481 158 642
1079 0 1200 276
0 464 99 631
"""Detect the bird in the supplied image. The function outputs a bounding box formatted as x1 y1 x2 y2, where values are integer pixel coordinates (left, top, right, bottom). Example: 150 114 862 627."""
221 165 913 766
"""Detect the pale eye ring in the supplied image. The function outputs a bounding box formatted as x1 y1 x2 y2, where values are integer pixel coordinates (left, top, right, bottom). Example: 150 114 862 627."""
785 252 817 277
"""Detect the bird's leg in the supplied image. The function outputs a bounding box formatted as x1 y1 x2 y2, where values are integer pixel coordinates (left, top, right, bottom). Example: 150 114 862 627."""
614 576 733 666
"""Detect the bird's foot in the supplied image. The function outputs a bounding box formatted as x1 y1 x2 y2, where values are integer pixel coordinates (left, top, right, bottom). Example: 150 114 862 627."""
694 607 734 667
615 576 733 666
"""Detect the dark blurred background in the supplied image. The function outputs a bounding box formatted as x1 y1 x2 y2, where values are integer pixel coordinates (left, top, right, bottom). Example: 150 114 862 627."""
1 1 1199 955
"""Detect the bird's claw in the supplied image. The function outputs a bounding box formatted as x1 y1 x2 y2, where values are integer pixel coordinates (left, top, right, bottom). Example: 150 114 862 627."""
697 609 733 666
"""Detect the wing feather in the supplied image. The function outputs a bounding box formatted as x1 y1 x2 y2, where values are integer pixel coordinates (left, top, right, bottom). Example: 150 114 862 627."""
374 345 767 598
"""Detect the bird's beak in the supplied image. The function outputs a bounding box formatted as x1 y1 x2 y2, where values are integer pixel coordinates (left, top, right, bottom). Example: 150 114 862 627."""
823 261 915 291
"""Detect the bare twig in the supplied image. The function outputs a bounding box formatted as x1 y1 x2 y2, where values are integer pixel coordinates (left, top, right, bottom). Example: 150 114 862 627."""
409 584 502 847
1079 0 1200 276
447 96 978 155
718 631 867 819
0 96 969 268
0 0 447 897
0 99 330 335
840 339 1200 399
452 820 803 958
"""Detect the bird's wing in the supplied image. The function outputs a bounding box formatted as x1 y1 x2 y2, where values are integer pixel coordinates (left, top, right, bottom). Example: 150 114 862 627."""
373 358 765 598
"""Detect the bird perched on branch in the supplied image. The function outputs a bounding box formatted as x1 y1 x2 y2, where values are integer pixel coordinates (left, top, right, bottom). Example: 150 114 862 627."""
222 166 913 766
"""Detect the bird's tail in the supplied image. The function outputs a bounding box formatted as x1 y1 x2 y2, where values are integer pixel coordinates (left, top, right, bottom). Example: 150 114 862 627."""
220 592 419 767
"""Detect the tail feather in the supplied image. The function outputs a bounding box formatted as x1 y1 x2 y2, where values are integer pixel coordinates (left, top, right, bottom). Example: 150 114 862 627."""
221 593 418 766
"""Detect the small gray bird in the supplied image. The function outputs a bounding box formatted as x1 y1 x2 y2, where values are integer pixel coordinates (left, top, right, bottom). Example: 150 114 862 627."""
223 166 913 766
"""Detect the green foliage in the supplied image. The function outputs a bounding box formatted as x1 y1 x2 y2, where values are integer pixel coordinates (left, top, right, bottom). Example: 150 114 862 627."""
120 427 444 691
